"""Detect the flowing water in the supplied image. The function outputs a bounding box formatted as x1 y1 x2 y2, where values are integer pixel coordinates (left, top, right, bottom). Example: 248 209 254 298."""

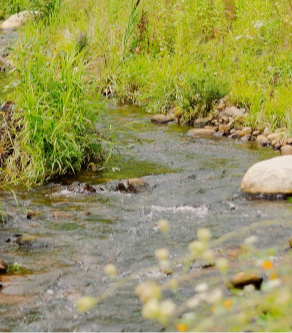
1 104 292 331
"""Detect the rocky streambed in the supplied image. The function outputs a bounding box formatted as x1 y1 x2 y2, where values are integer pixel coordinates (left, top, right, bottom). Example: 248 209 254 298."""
1 105 292 331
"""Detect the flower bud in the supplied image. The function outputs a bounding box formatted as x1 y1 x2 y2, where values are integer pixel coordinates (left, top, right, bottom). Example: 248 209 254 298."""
155 248 170 261
158 219 169 233
197 228 211 242
76 296 97 312
104 263 117 277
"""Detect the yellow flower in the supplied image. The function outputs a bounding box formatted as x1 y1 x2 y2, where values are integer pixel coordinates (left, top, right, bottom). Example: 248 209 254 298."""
177 323 188 332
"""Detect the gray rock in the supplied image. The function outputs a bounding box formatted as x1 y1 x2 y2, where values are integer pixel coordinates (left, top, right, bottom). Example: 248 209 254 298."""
241 156 292 194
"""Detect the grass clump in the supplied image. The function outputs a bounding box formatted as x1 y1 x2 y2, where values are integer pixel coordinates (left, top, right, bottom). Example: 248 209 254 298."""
1 0 104 186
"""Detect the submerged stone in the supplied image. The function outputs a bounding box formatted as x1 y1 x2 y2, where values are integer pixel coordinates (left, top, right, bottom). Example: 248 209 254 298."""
187 128 216 138
117 178 150 193
241 156 292 194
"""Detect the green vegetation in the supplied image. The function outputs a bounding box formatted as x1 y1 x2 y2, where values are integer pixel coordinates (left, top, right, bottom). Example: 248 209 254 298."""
2 0 292 185
1 0 105 186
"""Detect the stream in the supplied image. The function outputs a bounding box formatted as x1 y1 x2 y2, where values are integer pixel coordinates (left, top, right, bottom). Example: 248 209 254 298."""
1 104 292 331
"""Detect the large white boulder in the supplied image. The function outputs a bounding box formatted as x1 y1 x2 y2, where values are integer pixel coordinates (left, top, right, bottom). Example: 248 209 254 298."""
241 156 292 194
0 11 35 29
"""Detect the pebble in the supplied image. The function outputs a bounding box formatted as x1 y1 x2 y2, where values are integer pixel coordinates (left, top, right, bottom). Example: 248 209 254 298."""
228 271 263 290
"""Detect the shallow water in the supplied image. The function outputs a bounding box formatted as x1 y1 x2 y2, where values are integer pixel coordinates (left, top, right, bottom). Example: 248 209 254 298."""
1 104 292 331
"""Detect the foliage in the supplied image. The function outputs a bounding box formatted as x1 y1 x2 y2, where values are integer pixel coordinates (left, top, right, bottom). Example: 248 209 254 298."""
2 0 104 185
77 0 292 132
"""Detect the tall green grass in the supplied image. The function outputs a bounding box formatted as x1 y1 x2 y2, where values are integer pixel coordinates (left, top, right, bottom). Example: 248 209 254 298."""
82 0 292 132
3 0 104 185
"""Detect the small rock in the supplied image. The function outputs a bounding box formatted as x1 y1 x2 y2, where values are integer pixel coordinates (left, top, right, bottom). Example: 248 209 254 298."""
287 138 292 145
241 135 251 142
280 145 292 155
0 259 8 273
221 116 229 124
256 135 270 146
263 126 270 136
239 127 252 137
274 143 282 150
187 128 216 137
151 114 169 124
15 235 36 247
27 211 40 219
52 211 74 219
252 130 261 136
228 271 263 290
117 178 150 193
219 124 231 134
204 125 218 131
194 117 210 128
220 106 246 118
267 133 279 141
228 132 239 139
214 131 224 138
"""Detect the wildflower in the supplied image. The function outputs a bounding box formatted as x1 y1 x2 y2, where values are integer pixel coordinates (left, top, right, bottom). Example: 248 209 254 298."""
155 248 170 261
104 263 117 278
135 281 161 303
223 299 233 309
158 219 169 233
261 260 273 270
76 296 97 312
197 228 211 242
215 257 229 274
177 323 188 332
188 240 206 257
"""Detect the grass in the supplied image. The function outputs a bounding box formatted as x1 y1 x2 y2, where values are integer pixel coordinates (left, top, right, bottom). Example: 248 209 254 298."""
1 0 105 186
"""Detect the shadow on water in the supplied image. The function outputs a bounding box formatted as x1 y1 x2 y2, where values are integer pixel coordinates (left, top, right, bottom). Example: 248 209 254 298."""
1 102 292 331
